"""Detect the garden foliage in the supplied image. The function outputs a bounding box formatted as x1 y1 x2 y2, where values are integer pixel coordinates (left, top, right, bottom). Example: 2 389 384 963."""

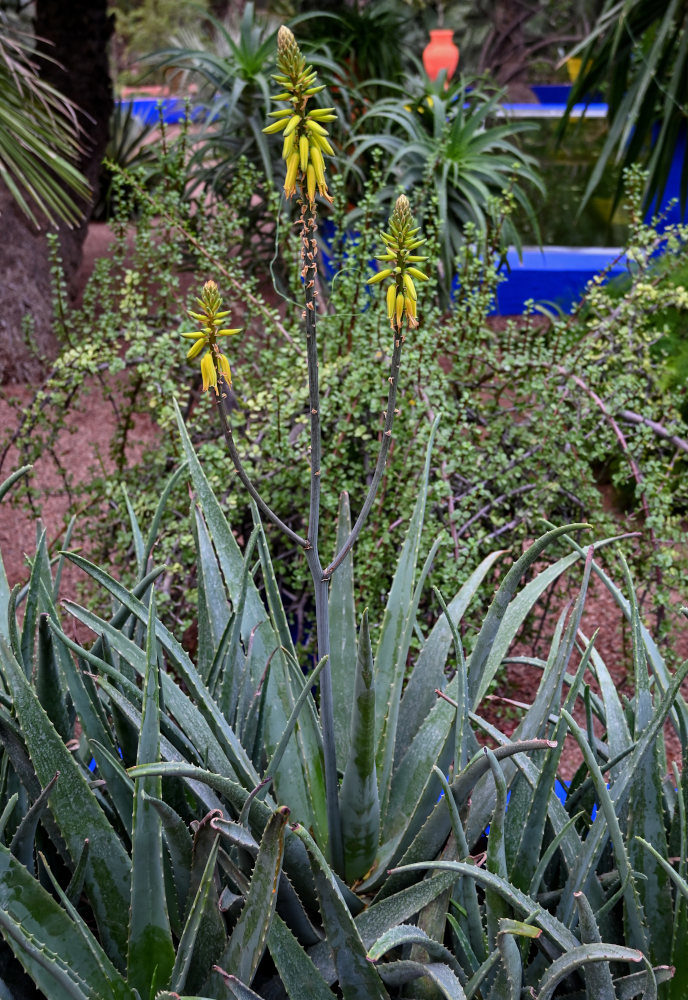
0 18 688 998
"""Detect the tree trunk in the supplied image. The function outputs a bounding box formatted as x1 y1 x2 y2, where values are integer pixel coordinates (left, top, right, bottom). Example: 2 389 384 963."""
0 1 113 383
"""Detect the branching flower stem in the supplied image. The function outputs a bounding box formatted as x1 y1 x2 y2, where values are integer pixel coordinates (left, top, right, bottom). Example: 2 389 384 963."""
214 392 307 549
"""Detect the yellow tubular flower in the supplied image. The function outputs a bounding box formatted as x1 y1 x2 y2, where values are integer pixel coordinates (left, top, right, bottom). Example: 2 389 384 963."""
201 352 218 394
217 352 232 387
299 134 310 173
395 292 404 327
306 164 316 205
386 282 397 320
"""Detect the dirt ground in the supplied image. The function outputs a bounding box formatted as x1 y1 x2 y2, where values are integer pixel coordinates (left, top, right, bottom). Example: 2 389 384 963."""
1 221 687 782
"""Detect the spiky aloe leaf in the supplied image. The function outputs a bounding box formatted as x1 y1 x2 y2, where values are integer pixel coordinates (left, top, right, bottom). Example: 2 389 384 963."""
122 485 145 579
376 534 443 821
536 945 649 1000
391 860 580 952
468 526 589 705
329 491 357 770
265 654 328 778
173 399 325 838
375 959 466 998
58 603 239 784
307 869 461 985
585 633 633 772
373 418 439 765
268 913 335 1000
0 636 131 965
548 526 688 735
194 505 231 684
19 527 51 675
574 890 616 1000
0 466 31 641
184 814 226 992
252 502 297 663
495 929 521 1000
215 976 264 1000
509 607 596 891
36 614 72 740
340 610 379 883
369 727 555 898
9 772 58 873
127 592 175 996
0 844 135 999
170 835 221 994
622 559 672 965
292 824 391 1000
62 554 260 790
367 924 463 979
561 707 649 953
395 550 503 771
209 806 289 994
484 749 509 952
142 462 188 569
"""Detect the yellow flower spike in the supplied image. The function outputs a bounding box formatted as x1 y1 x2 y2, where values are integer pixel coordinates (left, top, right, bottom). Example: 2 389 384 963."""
200 352 218 394
265 25 333 203
304 119 328 137
309 144 326 187
309 132 334 157
181 281 242 393
369 194 428 330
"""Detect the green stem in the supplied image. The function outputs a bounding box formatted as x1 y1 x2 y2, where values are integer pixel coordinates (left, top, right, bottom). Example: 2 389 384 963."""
215 391 307 549
301 200 343 874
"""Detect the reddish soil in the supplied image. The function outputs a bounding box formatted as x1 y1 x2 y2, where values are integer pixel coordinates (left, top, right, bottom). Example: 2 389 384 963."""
1 222 687 782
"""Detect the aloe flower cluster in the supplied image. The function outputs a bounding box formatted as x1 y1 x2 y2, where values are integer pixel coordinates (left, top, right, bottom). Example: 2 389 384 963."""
263 26 335 203
368 194 429 329
181 280 240 394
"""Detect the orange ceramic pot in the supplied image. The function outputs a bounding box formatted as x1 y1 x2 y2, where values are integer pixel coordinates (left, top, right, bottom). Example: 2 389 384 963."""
422 29 459 82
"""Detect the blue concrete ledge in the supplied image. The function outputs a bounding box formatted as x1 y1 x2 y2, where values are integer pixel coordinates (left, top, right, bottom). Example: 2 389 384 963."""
493 246 628 314
117 97 203 125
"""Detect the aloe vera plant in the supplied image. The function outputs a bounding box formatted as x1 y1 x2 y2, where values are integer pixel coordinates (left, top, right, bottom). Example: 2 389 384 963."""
1 456 685 997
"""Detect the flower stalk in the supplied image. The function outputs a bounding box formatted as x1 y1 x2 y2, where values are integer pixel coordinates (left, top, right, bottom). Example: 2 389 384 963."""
181 26 428 877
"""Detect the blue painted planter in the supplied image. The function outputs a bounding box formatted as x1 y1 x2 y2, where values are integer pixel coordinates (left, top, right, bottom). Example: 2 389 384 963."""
117 97 204 125
492 246 628 315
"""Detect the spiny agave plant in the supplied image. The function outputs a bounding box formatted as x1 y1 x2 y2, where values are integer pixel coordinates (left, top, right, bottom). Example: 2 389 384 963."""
0 21 687 1000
